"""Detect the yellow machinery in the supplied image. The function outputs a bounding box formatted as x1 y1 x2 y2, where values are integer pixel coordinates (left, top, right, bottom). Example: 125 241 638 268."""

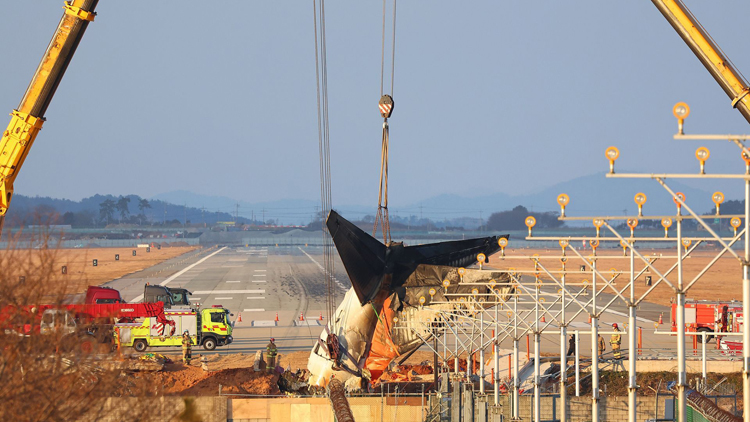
652 0 750 123
0 0 98 231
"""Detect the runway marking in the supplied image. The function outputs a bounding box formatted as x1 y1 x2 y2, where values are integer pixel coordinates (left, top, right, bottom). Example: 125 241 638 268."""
215 297 233 300
190 298 201 301
252 280 266 283
253 274 265 277
193 290 265 294
244 308 265 312
598 307 653 323
226 280 241 283
222 265 243 268
294 320 321 326
252 320 277 327
246 296 265 300
298 247 347 291
130 247 227 302
255 269 266 272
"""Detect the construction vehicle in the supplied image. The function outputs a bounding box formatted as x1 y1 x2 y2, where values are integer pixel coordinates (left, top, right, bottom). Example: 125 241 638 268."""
670 299 742 343
116 304 233 352
652 0 750 124
5 301 174 353
0 0 98 232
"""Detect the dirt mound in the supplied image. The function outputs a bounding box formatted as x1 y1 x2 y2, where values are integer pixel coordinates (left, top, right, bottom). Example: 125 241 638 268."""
181 368 280 396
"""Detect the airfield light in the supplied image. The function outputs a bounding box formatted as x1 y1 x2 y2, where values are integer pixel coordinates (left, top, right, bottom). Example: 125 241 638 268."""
695 147 710 174
627 218 638 237
507 311 513 318
743 150 750 174
419 296 426 306
634 193 647 217
498 237 508 257
559 239 569 256
610 268 618 285
477 253 486 270
429 288 436 298
489 279 496 288
673 102 690 134
592 218 604 237
673 192 686 214
472 288 479 296
557 194 570 217
442 279 450 291
590 239 599 252
712 191 724 215
605 147 620 174
393 316 399 323
661 217 673 238
681 238 691 253
620 239 628 256
731 217 742 236
525 216 537 237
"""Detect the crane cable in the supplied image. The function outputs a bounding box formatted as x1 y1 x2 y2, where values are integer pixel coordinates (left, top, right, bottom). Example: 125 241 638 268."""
373 0 397 245
313 0 335 322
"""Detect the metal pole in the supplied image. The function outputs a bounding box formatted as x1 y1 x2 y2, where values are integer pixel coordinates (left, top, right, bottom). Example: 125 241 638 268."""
480 311 485 394
591 258 600 422
494 304 499 405
677 213 687 422
702 332 707 380
743 176 750 422
513 292 520 421
534 285 541 422
455 328 459 374
628 243 637 422
575 330 581 397
560 271 568 422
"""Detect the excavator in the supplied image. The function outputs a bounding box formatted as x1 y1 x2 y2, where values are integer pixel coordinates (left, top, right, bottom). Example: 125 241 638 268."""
0 0 97 233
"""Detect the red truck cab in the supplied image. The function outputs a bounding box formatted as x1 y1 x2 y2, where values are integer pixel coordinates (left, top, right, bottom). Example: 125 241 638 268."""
85 286 124 305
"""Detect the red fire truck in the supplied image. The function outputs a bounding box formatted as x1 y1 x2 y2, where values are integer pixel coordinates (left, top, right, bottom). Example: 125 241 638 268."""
670 299 743 343
2 302 175 353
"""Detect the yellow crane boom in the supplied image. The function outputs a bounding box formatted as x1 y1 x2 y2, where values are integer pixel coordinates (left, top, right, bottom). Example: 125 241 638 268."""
0 0 98 231
652 0 750 123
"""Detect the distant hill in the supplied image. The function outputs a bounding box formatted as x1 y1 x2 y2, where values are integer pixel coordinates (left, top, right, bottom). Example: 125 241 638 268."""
152 172 722 226
7 171 725 228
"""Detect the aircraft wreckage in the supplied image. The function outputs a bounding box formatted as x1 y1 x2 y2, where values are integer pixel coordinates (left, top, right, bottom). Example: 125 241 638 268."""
308 210 514 388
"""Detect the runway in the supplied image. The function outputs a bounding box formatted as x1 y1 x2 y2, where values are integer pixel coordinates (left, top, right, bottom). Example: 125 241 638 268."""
103 245 350 356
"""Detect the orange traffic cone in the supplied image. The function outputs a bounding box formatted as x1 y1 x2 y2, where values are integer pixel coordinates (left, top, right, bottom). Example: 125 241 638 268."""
300 312 304 321
319 312 323 321
275 312 279 322
658 313 663 325
541 315 546 323
237 313 242 323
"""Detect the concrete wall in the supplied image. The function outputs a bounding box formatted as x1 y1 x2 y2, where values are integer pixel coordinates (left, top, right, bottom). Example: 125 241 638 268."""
227 396 427 422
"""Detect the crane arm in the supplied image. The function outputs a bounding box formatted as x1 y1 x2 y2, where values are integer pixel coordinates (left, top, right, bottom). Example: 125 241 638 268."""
0 0 98 230
652 0 750 124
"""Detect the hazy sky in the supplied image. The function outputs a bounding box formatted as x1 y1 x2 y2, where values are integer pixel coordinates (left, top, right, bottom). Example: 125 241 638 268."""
1 1 750 208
